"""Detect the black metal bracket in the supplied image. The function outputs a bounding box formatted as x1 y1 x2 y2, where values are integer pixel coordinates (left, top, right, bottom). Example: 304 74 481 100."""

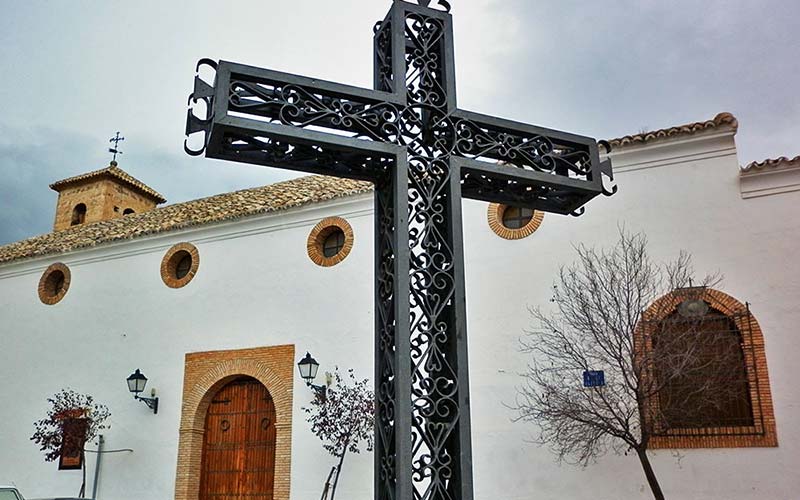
306 381 328 401
134 394 159 415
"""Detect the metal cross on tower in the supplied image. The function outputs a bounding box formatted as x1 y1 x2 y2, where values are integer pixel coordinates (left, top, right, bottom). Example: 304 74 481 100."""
109 131 125 162
184 1 615 499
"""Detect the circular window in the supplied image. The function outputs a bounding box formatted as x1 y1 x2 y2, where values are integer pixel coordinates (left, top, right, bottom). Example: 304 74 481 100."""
307 217 354 267
487 203 544 240
502 206 534 229
174 252 193 279
38 263 71 305
161 243 200 288
322 228 346 258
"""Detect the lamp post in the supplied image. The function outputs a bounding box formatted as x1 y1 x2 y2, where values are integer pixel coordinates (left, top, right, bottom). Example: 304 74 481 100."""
126 369 159 414
297 352 327 400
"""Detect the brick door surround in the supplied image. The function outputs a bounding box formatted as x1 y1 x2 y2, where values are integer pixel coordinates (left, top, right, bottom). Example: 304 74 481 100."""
175 345 295 500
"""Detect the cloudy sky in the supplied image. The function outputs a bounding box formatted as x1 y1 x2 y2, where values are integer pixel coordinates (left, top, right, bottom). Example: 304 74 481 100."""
1 0 797 245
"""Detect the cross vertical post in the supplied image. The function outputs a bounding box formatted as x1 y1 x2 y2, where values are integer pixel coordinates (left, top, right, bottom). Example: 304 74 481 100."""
373 4 475 499
184 1 615 499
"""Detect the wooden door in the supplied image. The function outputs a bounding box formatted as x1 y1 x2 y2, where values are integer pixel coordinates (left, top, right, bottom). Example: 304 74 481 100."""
199 377 277 500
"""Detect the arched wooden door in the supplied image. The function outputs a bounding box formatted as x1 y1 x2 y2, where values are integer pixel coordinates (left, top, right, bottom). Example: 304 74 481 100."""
199 377 277 500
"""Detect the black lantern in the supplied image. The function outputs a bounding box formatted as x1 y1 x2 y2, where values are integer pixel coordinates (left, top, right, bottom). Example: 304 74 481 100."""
297 352 320 382
126 369 159 414
297 352 326 399
126 369 147 394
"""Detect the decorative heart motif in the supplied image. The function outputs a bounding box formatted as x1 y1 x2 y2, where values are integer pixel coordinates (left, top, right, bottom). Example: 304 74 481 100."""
412 0 451 12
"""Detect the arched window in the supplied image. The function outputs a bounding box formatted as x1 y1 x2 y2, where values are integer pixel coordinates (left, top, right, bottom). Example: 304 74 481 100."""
122 208 135 215
71 203 87 226
653 306 753 429
639 288 777 449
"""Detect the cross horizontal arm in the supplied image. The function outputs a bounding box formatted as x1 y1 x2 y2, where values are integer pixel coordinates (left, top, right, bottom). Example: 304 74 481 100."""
445 109 610 214
456 158 597 214
186 60 405 181
221 60 403 105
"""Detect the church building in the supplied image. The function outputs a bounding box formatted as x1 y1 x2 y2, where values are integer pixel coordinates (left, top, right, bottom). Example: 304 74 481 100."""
0 112 798 499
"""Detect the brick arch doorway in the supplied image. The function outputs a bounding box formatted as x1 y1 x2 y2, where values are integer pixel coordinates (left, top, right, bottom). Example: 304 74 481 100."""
175 346 294 500
200 377 276 500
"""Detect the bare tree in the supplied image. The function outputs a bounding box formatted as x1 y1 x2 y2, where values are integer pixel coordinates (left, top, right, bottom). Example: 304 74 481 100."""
31 389 111 498
512 230 746 500
303 368 374 500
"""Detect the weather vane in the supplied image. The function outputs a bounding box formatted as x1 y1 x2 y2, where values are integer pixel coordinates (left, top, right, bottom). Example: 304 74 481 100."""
108 131 125 162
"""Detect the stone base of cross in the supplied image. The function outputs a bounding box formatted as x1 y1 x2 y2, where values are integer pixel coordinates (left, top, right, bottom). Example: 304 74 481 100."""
185 1 614 499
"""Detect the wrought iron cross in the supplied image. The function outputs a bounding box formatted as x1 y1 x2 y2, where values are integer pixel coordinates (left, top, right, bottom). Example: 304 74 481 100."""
109 131 125 162
185 1 614 499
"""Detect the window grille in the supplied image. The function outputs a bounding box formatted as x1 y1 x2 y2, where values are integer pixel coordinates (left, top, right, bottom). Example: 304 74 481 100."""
501 206 534 229
643 304 767 438
322 229 346 258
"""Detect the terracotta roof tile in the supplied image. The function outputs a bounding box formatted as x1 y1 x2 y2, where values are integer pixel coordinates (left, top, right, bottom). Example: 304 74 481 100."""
0 112 760 265
49 163 167 204
603 112 738 152
0 175 372 265
741 155 800 174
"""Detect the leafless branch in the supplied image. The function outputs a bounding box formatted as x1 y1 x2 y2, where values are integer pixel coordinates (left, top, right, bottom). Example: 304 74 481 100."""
511 229 739 500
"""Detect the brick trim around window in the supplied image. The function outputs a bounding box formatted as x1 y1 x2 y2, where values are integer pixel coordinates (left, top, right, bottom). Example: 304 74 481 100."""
487 203 544 240
306 216 354 267
160 242 200 289
641 288 777 449
38 262 71 305
174 345 295 500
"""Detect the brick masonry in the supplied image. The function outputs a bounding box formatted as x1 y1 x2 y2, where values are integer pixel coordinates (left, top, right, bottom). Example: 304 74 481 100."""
52 177 160 232
486 203 544 240
306 216 354 267
161 243 200 289
37 262 71 305
642 288 778 449
174 344 295 500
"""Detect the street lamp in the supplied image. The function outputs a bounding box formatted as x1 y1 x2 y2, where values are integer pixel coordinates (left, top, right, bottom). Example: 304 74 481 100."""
297 352 327 399
126 369 159 414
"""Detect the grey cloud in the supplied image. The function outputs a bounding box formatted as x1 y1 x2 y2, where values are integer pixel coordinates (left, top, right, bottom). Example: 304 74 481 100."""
0 1 797 246
0 126 297 246
492 0 800 162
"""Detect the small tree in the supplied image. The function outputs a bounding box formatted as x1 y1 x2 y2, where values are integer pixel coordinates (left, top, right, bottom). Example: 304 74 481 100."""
512 230 741 500
31 389 111 498
303 368 374 500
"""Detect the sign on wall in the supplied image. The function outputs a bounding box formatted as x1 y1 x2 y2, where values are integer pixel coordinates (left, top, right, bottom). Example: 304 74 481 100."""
58 418 89 470
583 370 606 388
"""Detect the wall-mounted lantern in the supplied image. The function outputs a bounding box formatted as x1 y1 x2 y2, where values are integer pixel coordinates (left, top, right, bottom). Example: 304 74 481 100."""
126 369 159 414
297 352 328 400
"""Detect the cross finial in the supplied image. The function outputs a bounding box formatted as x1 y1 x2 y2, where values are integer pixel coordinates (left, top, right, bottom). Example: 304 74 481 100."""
108 131 125 163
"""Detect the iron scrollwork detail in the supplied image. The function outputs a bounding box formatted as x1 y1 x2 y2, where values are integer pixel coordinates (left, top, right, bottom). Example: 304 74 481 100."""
229 80 403 143
183 2 613 500
410 0 452 13
375 173 399 497
185 59 218 156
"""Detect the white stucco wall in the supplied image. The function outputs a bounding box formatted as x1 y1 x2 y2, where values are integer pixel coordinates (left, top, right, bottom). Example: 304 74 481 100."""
0 128 798 500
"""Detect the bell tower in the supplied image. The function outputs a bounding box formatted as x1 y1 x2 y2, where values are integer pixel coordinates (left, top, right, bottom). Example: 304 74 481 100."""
50 161 166 231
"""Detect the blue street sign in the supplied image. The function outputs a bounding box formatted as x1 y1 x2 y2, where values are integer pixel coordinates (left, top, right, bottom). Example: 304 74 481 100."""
583 370 605 388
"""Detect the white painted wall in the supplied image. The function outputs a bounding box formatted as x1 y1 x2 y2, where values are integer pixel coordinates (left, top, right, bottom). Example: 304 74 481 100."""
0 128 798 500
